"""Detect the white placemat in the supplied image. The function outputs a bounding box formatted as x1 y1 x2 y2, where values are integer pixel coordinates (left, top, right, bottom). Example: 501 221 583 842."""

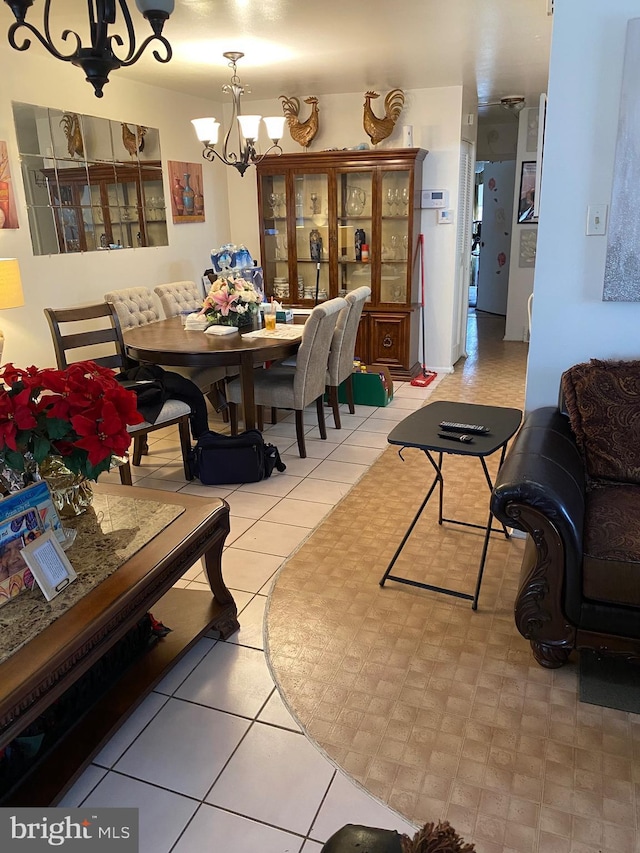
242 325 303 340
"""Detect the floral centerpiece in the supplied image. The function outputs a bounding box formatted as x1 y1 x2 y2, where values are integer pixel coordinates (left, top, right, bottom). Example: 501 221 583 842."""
200 275 261 328
0 361 143 514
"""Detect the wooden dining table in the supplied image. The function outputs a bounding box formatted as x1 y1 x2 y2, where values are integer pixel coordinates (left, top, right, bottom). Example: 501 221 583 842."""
123 316 302 430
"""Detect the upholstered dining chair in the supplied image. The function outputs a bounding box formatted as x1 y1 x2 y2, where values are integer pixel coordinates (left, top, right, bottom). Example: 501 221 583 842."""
326 286 370 429
226 297 347 458
104 285 227 405
154 280 203 319
103 286 161 329
44 302 194 483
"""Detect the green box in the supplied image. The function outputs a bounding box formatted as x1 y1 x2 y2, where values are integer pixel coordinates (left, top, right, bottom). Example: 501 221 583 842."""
337 367 394 407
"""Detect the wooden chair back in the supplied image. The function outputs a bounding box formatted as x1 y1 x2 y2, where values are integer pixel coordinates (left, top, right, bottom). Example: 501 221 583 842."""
44 302 128 371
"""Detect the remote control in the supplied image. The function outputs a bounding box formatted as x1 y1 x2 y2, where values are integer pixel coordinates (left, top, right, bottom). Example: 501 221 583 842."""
438 432 474 443
439 421 490 434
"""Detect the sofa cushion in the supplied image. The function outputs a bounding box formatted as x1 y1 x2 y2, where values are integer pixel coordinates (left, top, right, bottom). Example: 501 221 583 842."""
561 359 640 484
583 482 640 606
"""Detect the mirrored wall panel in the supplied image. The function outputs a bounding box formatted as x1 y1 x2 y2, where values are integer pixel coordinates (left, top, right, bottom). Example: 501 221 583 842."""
13 102 169 255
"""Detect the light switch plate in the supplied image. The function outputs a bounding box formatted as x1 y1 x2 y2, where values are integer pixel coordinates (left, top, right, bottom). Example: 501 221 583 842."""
586 204 608 236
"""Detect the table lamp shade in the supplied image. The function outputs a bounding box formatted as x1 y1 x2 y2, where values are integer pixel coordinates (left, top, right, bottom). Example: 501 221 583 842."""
0 258 24 310
0 258 24 363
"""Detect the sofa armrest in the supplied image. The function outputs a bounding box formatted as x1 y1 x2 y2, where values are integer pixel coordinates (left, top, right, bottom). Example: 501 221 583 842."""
491 406 585 555
491 407 586 665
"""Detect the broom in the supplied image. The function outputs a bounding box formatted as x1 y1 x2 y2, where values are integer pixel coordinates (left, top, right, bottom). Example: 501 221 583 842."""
411 232 438 388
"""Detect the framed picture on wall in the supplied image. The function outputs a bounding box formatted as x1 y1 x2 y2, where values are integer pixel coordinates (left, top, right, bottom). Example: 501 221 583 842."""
0 141 19 229
167 160 205 224
518 161 538 223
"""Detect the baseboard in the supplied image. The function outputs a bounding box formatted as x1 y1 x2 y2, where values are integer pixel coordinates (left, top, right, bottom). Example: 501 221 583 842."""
427 365 455 375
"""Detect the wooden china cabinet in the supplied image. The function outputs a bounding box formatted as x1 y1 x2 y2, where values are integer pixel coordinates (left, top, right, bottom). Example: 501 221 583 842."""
256 148 427 379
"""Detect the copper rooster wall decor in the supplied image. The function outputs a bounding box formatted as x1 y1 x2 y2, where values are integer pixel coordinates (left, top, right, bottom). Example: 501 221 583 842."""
59 114 84 158
121 123 148 157
362 89 405 146
279 96 320 150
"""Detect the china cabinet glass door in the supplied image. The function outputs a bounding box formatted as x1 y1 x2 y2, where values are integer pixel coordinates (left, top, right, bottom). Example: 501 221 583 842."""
260 173 289 300
76 181 98 251
293 172 329 302
337 170 373 299
380 169 411 304
109 173 141 248
141 171 167 247
52 183 83 253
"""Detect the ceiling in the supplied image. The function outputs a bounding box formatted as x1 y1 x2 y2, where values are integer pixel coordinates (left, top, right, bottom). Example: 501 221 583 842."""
1 0 553 111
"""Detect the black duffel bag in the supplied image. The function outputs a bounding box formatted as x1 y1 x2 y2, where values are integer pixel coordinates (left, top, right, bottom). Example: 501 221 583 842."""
188 430 286 485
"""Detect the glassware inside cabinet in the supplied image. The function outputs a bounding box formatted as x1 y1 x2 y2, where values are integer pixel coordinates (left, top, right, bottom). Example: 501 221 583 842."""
380 231 408 301
142 174 166 221
291 172 328 302
260 173 288 299
339 172 372 218
380 266 406 303
298 262 330 302
57 206 81 252
293 173 328 228
382 170 410 218
262 226 289 300
337 171 373 265
380 169 410 303
262 174 287 221
340 262 372 296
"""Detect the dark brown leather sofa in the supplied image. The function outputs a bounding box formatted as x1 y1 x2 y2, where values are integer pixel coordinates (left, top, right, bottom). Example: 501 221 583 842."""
490 359 640 668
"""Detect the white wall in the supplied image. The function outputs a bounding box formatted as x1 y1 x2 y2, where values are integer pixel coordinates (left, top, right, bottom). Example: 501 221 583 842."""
504 106 539 342
227 86 465 374
526 1 640 409
0 44 229 368
476 121 517 162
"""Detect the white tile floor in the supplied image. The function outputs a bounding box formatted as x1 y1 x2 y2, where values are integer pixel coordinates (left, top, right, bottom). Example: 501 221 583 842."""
60 381 442 852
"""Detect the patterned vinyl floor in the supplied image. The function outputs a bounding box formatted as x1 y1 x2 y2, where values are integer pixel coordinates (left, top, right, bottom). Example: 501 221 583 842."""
267 312 640 853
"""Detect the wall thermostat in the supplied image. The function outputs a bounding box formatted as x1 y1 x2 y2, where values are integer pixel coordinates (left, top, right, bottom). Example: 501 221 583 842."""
421 189 449 209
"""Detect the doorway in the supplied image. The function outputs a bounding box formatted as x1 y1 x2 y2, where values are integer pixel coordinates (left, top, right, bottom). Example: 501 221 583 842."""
472 160 516 315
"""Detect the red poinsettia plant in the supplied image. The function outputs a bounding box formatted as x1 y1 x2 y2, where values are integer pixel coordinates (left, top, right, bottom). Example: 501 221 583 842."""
0 361 143 481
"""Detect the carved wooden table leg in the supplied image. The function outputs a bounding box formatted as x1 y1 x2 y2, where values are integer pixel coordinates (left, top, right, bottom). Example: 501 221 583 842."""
202 510 239 639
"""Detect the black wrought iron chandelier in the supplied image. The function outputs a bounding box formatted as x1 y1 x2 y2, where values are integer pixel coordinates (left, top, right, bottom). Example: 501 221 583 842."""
3 0 174 98
191 52 285 178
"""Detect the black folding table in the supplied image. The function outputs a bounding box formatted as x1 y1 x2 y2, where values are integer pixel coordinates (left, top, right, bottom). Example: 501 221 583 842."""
379 401 522 609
